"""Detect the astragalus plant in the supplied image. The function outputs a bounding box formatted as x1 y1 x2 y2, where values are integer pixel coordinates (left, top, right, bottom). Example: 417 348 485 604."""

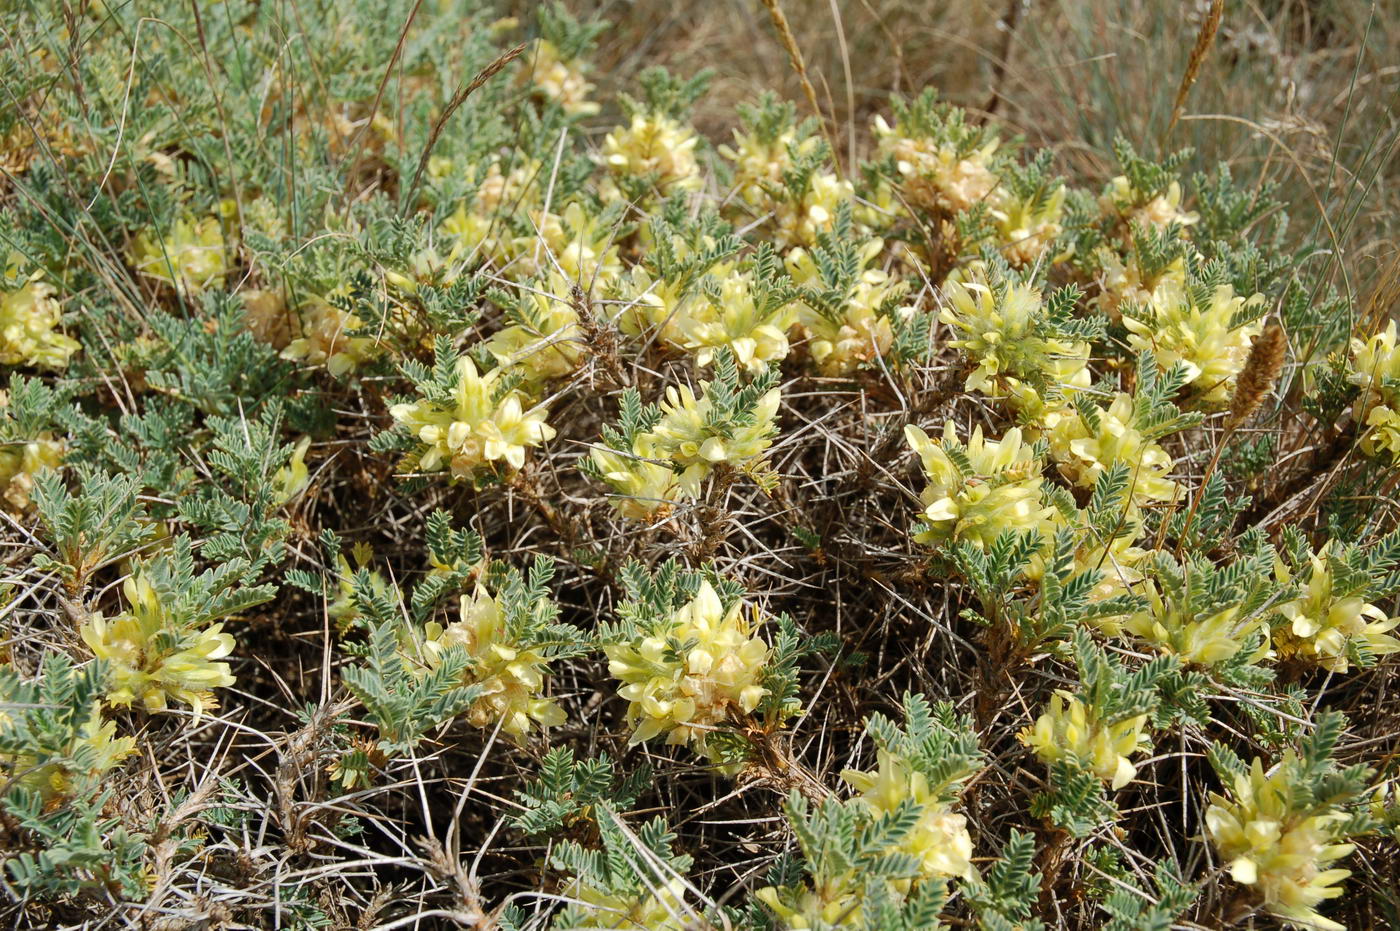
0 0 1397 928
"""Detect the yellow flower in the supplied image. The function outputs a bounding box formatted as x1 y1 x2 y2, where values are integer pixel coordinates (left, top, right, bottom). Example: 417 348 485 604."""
281 296 382 376
523 39 599 117
840 749 975 881
1206 753 1355 931
787 239 905 376
1045 393 1180 507
1273 545 1400 673
562 875 691 930
1018 692 1150 790
1348 320 1400 461
600 112 703 195
0 700 135 802
770 171 856 248
754 884 865 929
81 573 236 719
1100 175 1199 234
604 581 773 763
1094 247 1186 318
1124 576 1268 667
130 214 227 295
1123 281 1263 407
940 272 1090 410
390 356 555 478
672 271 797 372
720 125 820 209
0 263 80 369
483 275 584 384
648 381 780 497
589 435 683 520
0 431 63 513
993 183 1067 267
904 422 1056 550
408 586 565 739
524 201 624 287
272 436 312 506
874 114 999 214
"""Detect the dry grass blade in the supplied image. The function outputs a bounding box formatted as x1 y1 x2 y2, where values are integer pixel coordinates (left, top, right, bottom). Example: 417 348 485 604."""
401 43 527 213
1164 0 1224 144
758 0 840 172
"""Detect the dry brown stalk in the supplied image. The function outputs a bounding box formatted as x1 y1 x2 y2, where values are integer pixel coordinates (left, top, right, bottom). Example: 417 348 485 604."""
1164 0 1224 144
1226 322 1286 428
758 0 841 173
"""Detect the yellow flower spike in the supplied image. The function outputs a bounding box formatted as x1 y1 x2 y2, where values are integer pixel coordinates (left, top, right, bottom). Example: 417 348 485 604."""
0 430 63 514
0 699 135 802
1122 281 1264 407
600 112 703 196
1094 247 1187 318
281 295 382 376
81 573 236 721
940 271 1091 412
1273 544 1400 672
1122 557 1271 668
604 581 776 765
1 260 80 370
1017 691 1151 790
1046 393 1180 507
840 749 975 881
483 276 584 384
721 124 821 209
522 39 599 117
905 421 1056 551
563 874 691 930
130 214 227 295
874 113 1000 215
1348 320 1400 461
589 435 684 520
1206 752 1357 931
273 436 312 506
1100 175 1199 234
407 585 565 740
786 239 908 376
673 272 797 372
390 356 554 480
648 380 780 497
993 182 1067 267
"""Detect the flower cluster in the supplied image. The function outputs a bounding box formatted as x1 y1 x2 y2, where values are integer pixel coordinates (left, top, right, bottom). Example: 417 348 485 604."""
1273 543 1400 672
1045 393 1180 509
523 39 599 117
390 355 555 478
787 234 908 376
1348 320 1400 460
874 102 1000 215
939 270 1091 416
840 749 975 881
1122 280 1264 406
1019 691 1150 790
1 261 80 369
282 295 383 377
0 430 62 513
406 584 565 739
904 421 1056 551
1206 752 1357 931
0 692 134 802
603 579 774 764
81 571 237 719
600 111 703 197
130 214 228 295
1123 554 1271 668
